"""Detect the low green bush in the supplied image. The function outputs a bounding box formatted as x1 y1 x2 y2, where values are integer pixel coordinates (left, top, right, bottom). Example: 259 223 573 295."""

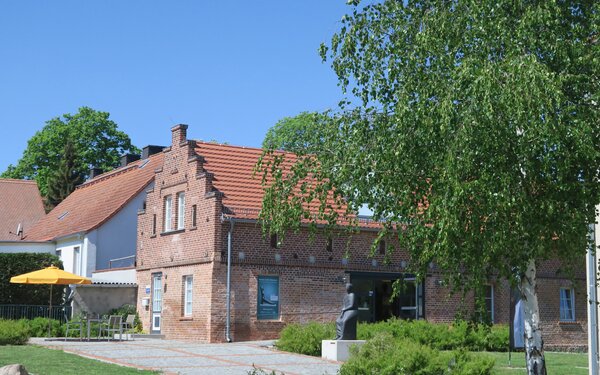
0 319 30 345
276 322 335 356
22 317 64 337
340 333 495 375
276 319 509 358
108 304 143 333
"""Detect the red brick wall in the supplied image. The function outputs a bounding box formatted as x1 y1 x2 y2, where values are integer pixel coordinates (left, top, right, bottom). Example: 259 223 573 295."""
136 125 587 350
136 125 224 339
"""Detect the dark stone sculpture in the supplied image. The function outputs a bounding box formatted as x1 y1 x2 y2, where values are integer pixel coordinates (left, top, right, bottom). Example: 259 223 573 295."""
335 283 359 340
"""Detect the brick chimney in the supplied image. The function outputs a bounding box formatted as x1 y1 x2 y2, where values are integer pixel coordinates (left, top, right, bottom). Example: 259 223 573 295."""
171 124 188 147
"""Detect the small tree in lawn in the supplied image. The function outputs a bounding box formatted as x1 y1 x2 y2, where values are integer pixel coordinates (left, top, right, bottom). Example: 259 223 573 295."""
257 1 599 374
45 139 84 210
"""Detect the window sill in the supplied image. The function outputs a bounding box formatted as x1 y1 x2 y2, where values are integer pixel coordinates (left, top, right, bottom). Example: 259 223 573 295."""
558 320 579 325
189 226 198 231
179 317 193 321
150 234 156 238
160 229 185 236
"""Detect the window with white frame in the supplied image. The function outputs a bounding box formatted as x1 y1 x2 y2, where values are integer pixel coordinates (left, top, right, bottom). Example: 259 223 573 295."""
73 247 81 275
399 278 423 320
184 275 193 316
485 285 494 323
560 288 575 321
164 195 172 232
177 192 185 230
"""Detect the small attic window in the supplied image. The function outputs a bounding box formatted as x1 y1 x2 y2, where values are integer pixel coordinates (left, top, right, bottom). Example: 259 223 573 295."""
57 211 69 220
139 159 150 169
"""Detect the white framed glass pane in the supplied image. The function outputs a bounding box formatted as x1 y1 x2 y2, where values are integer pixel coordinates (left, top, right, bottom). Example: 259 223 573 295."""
164 196 172 231
177 192 185 230
184 276 193 316
73 247 81 275
153 275 162 312
560 288 574 321
485 285 494 323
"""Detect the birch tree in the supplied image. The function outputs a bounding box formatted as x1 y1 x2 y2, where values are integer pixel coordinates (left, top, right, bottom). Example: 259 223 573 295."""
258 1 600 373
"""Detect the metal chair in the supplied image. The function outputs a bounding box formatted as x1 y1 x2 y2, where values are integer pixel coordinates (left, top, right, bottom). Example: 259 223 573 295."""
121 314 136 340
64 312 83 340
99 315 123 341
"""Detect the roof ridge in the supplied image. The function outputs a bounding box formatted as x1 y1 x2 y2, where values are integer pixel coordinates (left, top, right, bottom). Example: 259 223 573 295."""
76 154 160 190
194 140 265 152
76 165 138 189
0 178 38 185
194 141 296 160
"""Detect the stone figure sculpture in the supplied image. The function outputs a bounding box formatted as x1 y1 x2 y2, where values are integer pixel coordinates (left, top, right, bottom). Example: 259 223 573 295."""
335 283 359 340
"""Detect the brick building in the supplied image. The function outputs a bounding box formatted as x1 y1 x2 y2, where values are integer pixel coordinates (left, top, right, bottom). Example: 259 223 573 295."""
136 125 587 350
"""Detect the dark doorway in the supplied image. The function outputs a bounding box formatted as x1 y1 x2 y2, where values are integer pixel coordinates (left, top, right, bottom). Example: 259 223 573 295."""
351 272 423 323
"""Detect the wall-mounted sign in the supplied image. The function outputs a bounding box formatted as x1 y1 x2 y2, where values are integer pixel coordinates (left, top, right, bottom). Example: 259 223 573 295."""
257 275 279 320
145 285 151 294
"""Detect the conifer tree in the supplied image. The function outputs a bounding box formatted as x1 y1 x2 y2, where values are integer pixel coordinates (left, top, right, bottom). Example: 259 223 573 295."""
45 139 84 210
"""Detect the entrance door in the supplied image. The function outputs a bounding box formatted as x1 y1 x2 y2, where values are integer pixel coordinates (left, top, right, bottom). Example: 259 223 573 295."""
350 272 423 322
151 274 162 333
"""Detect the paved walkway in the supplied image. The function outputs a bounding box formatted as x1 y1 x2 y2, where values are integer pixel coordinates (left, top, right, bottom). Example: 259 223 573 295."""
30 337 341 375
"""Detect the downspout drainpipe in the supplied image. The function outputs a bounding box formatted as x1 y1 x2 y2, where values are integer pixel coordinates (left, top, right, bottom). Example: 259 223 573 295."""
587 223 598 375
225 216 234 343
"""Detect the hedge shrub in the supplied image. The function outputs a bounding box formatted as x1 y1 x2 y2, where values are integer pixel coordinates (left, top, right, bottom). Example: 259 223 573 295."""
340 333 495 375
108 304 143 333
22 317 64 337
0 253 64 305
0 319 30 345
276 319 509 357
276 322 336 356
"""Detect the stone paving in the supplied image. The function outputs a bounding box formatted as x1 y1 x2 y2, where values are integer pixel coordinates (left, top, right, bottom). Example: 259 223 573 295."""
30 337 341 375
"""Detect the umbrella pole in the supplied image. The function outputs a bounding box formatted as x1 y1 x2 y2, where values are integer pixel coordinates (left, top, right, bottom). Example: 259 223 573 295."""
48 284 52 338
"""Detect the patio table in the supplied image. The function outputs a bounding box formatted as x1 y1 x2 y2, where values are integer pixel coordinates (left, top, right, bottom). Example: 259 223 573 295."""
86 317 104 340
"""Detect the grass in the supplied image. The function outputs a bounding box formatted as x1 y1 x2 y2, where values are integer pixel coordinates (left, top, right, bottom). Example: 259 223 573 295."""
483 351 588 375
0 345 158 375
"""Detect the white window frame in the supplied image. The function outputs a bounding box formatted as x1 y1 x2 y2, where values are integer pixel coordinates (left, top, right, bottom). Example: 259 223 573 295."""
184 275 193 317
485 284 494 323
164 195 172 232
73 246 81 275
560 288 575 322
177 192 185 230
400 278 418 319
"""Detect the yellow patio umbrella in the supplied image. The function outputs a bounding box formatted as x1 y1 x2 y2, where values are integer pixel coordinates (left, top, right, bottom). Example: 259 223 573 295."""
10 265 91 338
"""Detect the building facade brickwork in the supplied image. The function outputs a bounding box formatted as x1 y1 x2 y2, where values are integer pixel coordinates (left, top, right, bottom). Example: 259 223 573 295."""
136 125 587 350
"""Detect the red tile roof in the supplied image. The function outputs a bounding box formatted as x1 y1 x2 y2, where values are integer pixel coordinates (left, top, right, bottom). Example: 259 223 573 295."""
195 142 365 225
0 179 46 240
26 154 163 241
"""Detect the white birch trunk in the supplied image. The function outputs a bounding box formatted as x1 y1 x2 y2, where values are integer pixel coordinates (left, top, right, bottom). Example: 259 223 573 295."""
520 259 547 375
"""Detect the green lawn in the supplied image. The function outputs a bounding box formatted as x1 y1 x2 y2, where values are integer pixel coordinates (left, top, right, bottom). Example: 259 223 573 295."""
0 345 158 375
482 351 588 375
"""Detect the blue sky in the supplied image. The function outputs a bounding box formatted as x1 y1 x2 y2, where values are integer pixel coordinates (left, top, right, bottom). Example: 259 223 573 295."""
0 1 351 172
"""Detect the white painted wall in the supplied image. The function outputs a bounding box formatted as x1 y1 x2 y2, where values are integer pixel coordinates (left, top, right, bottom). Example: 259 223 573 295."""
95 189 147 270
92 268 136 284
0 241 54 253
55 235 86 276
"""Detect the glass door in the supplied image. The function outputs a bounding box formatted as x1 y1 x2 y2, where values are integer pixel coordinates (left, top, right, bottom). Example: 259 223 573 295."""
152 274 162 333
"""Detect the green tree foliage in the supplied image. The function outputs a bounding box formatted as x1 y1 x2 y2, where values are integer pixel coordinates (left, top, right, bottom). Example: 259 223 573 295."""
258 1 599 373
0 253 64 305
2 107 139 197
262 112 330 153
45 139 85 210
